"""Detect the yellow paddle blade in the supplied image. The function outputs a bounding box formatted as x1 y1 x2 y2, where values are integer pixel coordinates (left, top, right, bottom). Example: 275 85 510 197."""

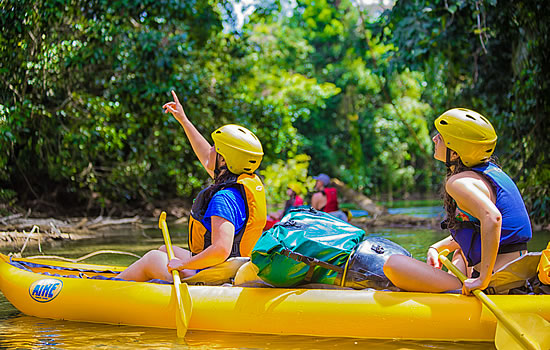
173 274 192 337
159 211 193 338
495 312 550 350
175 281 192 337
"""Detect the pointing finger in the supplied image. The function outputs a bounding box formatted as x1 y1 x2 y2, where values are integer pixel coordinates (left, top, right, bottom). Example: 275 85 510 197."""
171 90 180 104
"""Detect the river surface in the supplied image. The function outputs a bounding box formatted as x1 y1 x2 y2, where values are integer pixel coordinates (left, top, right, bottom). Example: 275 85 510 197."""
1 208 549 350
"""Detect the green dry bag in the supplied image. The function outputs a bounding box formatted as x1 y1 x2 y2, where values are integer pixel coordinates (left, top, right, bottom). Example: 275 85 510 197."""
251 207 365 287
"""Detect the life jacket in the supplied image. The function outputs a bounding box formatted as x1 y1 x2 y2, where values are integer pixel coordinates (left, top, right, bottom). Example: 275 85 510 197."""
322 187 339 212
447 162 532 266
538 241 550 285
293 195 304 207
188 173 267 258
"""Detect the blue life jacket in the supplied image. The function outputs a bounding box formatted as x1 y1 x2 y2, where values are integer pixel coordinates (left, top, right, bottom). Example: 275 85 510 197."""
449 162 532 266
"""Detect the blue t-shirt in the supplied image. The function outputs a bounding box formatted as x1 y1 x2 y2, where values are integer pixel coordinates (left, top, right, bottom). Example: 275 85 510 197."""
202 187 247 234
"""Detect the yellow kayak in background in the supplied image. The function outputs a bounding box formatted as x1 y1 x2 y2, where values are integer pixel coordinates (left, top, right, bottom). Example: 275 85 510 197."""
1 253 549 343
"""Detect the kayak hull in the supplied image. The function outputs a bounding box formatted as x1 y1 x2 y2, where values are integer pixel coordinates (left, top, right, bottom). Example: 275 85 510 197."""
1 253 549 342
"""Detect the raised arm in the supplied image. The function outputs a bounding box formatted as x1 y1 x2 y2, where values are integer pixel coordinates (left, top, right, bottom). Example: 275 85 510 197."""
163 90 215 178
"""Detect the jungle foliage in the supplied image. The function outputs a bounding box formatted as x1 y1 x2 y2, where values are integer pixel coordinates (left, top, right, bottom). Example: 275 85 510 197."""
0 0 548 224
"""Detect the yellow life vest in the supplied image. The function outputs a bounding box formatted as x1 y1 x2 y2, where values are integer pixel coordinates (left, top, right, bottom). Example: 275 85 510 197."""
538 241 550 285
188 174 266 257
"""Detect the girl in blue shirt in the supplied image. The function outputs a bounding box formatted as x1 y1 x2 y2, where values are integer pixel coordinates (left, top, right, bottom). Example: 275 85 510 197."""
119 91 265 282
383 108 531 294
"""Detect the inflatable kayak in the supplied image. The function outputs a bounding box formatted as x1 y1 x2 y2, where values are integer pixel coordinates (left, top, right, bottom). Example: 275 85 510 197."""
1 252 549 343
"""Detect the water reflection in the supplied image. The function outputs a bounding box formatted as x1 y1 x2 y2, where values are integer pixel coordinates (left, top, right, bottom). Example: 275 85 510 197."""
0 315 491 350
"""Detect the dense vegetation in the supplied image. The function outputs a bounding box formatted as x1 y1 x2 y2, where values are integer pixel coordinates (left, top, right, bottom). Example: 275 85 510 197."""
1 0 548 224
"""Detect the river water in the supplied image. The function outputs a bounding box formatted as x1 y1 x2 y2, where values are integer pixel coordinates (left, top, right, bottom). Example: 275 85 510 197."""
1 207 549 350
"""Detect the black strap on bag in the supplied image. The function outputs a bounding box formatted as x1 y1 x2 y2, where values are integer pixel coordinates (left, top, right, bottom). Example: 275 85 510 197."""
280 249 371 285
281 249 343 282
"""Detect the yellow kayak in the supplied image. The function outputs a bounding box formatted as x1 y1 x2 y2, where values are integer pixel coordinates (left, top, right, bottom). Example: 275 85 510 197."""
1 253 549 342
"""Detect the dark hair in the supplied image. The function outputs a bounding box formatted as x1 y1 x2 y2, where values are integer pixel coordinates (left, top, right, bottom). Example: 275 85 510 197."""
442 155 498 229
200 159 239 208
283 192 297 215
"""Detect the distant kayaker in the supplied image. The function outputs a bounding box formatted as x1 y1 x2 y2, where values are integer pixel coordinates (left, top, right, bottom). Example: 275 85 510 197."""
383 108 532 295
284 183 304 212
118 90 267 282
311 173 348 222
264 183 305 230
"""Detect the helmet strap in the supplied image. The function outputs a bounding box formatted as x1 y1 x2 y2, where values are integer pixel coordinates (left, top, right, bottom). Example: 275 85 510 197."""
445 148 453 168
446 146 464 168
214 153 223 179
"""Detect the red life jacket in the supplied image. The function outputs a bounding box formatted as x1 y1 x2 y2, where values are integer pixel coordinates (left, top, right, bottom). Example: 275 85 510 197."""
322 187 339 212
293 195 304 206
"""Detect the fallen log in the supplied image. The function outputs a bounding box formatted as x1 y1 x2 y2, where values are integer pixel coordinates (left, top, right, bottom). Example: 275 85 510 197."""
0 229 95 250
0 215 142 233
84 216 141 230
331 179 386 217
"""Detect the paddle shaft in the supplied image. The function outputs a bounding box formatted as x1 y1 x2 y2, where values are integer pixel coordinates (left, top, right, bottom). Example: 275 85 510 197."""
438 250 540 350
159 211 188 338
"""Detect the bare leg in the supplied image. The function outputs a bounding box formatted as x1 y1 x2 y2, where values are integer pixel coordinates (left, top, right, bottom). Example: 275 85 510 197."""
118 246 197 282
451 249 471 277
158 245 192 260
118 250 172 282
383 254 463 292
158 245 198 278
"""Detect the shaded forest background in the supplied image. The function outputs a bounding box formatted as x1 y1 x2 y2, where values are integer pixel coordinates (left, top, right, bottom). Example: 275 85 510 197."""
1 0 548 225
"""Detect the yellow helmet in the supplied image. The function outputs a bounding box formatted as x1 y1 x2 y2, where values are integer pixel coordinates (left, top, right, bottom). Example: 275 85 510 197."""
287 182 302 195
211 124 263 174
434 108 497 167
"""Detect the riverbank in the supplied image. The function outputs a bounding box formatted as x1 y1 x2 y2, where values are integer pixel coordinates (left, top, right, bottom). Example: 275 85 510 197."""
1 192 547 250
0 209 442 251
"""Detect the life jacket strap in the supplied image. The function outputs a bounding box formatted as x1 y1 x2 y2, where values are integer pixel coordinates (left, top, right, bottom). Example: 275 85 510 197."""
441 218 480 231
499 242 528 254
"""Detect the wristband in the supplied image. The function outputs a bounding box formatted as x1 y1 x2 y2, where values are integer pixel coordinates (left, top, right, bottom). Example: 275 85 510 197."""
428 246 439 254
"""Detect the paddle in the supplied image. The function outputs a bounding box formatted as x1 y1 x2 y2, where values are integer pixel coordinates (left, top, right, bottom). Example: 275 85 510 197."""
159 211 192 338
438 249 549 350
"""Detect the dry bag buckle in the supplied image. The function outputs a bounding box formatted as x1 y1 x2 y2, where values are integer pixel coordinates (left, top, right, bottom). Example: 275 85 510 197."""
371 244 384 254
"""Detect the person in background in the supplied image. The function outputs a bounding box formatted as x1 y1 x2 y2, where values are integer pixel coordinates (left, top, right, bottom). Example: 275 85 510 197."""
118 90 266 282
311 173 348 221
383 108 532 294
264 182 304 230
282 183 304 216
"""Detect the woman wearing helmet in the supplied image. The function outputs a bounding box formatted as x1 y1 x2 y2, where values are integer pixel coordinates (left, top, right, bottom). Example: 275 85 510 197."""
384 108 532 294
118 91 266 282
265 183 305 230
284 183 304 215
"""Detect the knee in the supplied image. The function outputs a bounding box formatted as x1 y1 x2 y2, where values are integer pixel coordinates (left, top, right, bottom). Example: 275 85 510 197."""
158 245 166 252
383 254 408 280
142 249 165 264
